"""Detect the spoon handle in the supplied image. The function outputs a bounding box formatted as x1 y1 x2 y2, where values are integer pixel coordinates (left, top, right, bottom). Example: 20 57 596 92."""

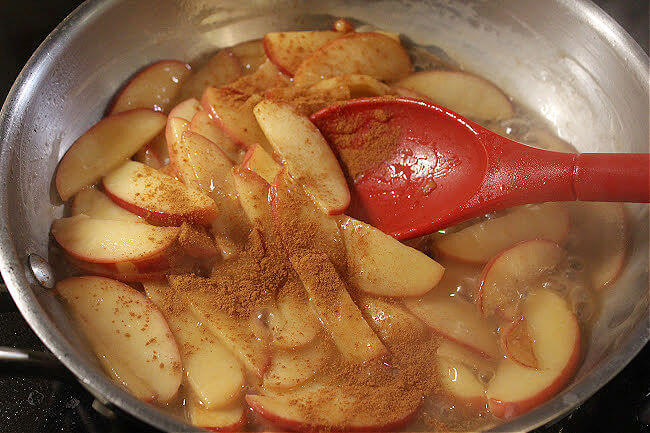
573 153 649 202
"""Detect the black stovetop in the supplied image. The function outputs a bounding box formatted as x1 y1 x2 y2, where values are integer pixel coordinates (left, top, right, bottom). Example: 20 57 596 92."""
0 1 648 432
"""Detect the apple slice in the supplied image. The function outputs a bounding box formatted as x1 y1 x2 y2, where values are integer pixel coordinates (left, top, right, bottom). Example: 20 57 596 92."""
165 117 190 153
102 161 217 226
178 222 218 259
501 318 538 369
56 276 181 402
356 294 428 345
55 109 167 201
338 216 444 297
264 83 350 117
72 187 144 223
263 340 330 390
311 74 392 98
269 171 347 275
190 111 243 162
180 280 270 377
268 275 321 349
201 87 271 151
144 281 244 408
247 382 416 431
437 356 487 413
169 130 234 193
187 397 246 432
134 132 169 169
435 203 570 263
168 98 201 121
52 214 179 263
567 202 627 290
254 100 350 214
63 253 166 282
231 167 271 227
263 31 343 76
178 49 242 100
394 71 514 121
229 59 290 95
290 252 387 363
404 290 499 358
231 39 267 73
293 32 412 86
478 239 564 320
109 60 192 114
487 289 581 419
436 340 496 381
241 144 281 184
159 163 179 179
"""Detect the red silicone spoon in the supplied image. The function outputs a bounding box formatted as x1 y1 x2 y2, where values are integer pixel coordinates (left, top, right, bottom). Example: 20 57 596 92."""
310 97 649 240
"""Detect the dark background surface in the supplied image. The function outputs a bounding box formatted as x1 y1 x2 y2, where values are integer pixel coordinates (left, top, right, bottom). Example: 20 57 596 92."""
0 1 648 432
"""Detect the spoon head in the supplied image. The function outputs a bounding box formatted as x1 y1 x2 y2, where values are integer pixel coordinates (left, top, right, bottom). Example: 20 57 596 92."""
311 97 488 239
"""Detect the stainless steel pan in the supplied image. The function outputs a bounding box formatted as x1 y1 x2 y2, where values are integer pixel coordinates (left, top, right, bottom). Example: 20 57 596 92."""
0 0 647 431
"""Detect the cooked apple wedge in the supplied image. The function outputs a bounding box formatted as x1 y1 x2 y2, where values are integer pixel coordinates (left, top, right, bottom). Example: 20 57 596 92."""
165 117 190 153
338 216 444 297
247 382 416 431
254 100 350 214
56 276 182 402
72 187 144 223
134 132 169 169
436 340 496 381
437 356 487 413
263 31 343 76
181 280 270 377
229 59 290 95
357 294 428 345
241 144 281 184
63 253 166 282
102 161 217 226
263 340 330 390
487 289 581 419
270 171 347 275
109 60 192 114
478 239 564 320
168 97 201 121
190 111 243 162
202 87 270 150
187 397 246 432
231 39 267 73
435 203 570 263
567 202 627 290
178 49 242 100
231 167 271 227
394 71 514 121
311 74 392 98
55 109 166 200
501 318 538 369
169 131 234 194
290 252 387 363
268 275 321 349
144 281 244 408
293 32 412 86
52 214 179 264
404 290 499 358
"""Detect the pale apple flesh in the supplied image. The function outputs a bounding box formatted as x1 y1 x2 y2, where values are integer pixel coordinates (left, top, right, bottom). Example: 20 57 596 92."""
263 339 330 390
394 70 514 121
338 215 444 297
144 281 244 409
478 239 564 320
102 161 218 226
178 49 242 100
241 144 281 184
263 31 343 76
254 99 350 215
231 39 267 73
56 276 182 403
187 396 246 432
356 294 428 346
168 97 201 121
109 60 192 114
55 109 167 201
72 187 144 223
436 356 488 413
190 110 243 163
435 203 570 263
487 289 581 419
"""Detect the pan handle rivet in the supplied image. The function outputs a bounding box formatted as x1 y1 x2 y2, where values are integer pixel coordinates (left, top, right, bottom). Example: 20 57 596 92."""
28 254 55 289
